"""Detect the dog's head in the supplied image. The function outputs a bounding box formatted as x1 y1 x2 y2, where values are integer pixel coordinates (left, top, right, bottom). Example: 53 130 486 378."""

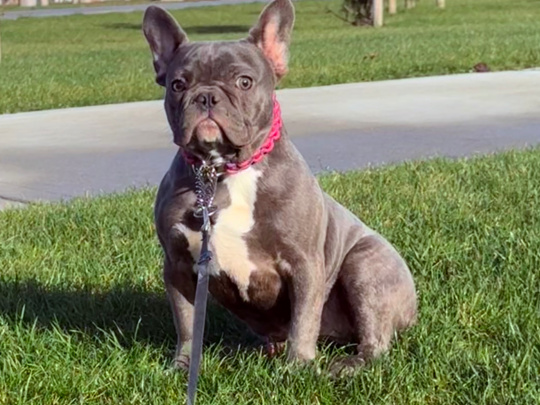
142 0 295 164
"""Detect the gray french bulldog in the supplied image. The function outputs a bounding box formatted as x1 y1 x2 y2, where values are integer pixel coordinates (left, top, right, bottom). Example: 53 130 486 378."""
142 0 417 374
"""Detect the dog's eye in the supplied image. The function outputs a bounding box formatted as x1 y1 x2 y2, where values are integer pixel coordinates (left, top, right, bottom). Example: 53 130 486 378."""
171 79 187 93
236 76 253 90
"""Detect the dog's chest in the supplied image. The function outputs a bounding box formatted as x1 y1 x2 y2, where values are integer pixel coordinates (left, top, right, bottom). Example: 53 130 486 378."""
174 167 263 300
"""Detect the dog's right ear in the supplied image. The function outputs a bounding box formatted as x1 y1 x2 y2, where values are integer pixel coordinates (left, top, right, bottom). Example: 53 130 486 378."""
143 6 188 86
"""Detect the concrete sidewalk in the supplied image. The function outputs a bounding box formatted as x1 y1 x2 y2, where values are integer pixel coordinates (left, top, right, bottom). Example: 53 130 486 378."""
2 0 265 20
1 70 539 206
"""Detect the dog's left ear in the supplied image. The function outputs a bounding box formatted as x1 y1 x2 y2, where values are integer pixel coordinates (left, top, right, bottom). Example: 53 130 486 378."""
143 6 189 86
247 0 295 80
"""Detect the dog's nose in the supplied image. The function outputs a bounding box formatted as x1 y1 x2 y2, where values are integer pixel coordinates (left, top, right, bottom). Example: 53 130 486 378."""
194 92 220 110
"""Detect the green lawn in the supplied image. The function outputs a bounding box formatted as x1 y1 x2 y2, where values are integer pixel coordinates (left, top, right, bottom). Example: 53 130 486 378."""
1 149 539 403
1 0 539 114
2 0 200 12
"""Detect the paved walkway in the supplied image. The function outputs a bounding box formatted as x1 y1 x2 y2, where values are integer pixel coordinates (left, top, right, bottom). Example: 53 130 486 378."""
1 70 539 207
2 0 265 20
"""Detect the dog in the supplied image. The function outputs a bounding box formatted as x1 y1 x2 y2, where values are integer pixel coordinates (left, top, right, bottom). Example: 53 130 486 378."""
142 0 417 374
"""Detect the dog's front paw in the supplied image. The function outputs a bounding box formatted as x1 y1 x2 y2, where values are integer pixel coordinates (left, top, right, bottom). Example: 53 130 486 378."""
171 340 192 371
172 353 190 371
285 344 316 364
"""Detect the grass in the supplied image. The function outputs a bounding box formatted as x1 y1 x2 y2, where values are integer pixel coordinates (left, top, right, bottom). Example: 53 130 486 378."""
1 0 540 114
1 148 539 403
2 0 202 12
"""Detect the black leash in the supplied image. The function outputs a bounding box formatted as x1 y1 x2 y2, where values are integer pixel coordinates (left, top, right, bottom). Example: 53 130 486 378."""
186 163 218 405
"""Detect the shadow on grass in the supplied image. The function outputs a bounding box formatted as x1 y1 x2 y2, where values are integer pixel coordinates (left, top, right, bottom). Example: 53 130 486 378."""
102 22 250 35
0 279 261 350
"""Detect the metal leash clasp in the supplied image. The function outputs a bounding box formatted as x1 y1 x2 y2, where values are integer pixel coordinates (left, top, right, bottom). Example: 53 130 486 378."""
192 163 218 224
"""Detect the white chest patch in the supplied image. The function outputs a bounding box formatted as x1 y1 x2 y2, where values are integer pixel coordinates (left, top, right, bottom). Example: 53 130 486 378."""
173 167 262 300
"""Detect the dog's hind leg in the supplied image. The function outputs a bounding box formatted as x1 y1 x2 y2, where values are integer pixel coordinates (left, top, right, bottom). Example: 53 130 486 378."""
330 234 417 376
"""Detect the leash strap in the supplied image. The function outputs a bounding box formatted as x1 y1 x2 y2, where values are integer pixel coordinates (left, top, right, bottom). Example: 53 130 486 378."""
187 219 212 405
186 164 218 405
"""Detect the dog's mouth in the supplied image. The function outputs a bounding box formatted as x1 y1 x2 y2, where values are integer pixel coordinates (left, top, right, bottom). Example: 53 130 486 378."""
194 118 222 144
184 117 239 165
